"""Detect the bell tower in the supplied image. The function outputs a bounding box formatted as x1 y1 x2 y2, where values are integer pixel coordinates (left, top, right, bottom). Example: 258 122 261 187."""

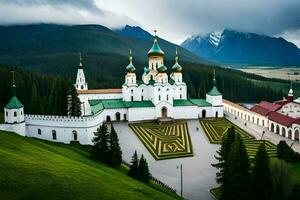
75 53 88 91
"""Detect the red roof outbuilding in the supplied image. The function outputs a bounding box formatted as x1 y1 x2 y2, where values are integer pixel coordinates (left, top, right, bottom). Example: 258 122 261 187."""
268 111 296 127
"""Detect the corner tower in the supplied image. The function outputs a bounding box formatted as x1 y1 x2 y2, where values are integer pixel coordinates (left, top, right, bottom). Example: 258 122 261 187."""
206 70 222 106
4 71 24 124
287 80 294 102
75 53 88 91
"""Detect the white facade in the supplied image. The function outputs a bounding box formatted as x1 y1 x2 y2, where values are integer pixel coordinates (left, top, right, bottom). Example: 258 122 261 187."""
0 35 223 145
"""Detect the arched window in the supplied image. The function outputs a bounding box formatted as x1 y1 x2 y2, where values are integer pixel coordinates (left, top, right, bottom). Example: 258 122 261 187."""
38 129 42 135
215 111 218 118
180 94 182 99
141 96 144 101
159 95 161 101
52 130 57 140
81 85 84 90
282 127 286 137
131 89 133 93
115 112 121 121
131 96 133 102
295 130 299 141
14 111 17 117
167 95 169 101
276 125 280 135
72 130 78 141
270 123 274 132
5 112 8 116
202 110 206 118
257 118 259 125
106 116 111 122
288 130 292 139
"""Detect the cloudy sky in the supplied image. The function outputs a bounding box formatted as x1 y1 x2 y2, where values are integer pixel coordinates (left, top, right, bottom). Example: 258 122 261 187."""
1 0 300 47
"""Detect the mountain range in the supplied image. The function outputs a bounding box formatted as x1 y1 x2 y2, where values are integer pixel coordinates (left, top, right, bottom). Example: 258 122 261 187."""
181 29 300 66
0 24 206 87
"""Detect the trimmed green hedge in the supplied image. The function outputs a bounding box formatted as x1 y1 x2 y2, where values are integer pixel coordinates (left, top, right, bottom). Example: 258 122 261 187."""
200 118 277 159
129 121 193 160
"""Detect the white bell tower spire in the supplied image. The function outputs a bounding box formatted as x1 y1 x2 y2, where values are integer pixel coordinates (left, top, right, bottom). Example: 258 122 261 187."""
75 52 88 91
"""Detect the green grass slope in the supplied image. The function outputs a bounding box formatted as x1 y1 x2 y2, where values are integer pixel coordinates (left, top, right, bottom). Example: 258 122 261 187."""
0 131 178 200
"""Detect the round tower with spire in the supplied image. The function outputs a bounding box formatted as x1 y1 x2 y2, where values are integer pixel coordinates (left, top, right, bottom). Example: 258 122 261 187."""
206 70 223 108
4 71 25 124
170 47 183 83
125 49 137 86
75 53 88 91
287 80 294 102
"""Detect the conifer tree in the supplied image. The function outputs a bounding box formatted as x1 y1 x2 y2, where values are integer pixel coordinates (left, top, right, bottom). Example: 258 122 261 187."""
222 134 251 200
108 125 122 167
252 143 273 200
92 124 109 162
129 151 139 179
138 154 150 183
212 126 236 186
289 183 300 200
30 84 40 114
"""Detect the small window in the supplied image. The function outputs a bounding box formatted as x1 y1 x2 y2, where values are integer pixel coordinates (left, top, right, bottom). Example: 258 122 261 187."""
72 130 78 141
167 95 169 101
131 89 133 93
159 95 161 101
131 96 133 102
158 88 161 91
180 94 182 99
6 112 8 116
38 129 42 135
180 88 182 91
14 111 17 117
142 89 144 92
141 96 144 101
52 130 57 140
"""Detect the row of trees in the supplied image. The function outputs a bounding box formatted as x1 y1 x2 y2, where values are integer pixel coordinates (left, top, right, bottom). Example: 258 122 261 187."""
213 126 300 200
0 66 81 116
92 124 122 167
129 151 150 183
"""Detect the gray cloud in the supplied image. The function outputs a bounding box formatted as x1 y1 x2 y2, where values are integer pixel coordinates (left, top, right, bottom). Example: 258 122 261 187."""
0 0 299 46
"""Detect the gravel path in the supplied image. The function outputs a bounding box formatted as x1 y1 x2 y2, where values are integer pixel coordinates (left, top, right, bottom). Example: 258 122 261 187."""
114 120 219 200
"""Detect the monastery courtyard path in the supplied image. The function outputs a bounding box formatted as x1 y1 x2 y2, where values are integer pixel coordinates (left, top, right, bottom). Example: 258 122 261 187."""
115 120 218 200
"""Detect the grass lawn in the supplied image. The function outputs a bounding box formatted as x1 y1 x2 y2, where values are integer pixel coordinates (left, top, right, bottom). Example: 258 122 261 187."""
200 118 277 159
129 121 193 160
0 131 180 200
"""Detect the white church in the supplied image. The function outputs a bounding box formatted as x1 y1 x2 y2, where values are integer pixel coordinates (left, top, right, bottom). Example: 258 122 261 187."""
0 34 223 144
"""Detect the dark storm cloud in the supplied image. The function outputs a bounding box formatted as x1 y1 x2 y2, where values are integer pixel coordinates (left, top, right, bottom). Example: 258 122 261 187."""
3 0 101 13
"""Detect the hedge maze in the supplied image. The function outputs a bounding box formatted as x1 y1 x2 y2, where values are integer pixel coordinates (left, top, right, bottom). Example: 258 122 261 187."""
129 121 193 160
200 118 277 159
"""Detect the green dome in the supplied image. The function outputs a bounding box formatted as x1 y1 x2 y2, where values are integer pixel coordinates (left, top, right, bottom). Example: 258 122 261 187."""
143 66 150 74
172 62 182 72
148 37 164 56
126 51 136 73
157 64 167 73
126 63 136 73
208 71 221 96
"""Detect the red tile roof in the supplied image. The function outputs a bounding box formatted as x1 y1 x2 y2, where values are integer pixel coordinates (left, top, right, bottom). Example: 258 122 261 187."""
258 101 282 111
269 111 296 127
274 100 290 106
250 105 270 116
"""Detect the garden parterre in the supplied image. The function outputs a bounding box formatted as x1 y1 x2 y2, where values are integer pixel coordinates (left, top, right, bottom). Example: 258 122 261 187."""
200 118 277 159
129 121 193 160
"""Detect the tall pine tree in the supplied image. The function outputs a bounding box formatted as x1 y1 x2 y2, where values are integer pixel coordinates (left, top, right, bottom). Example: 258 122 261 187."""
138 154 150 183
252 143 273 200
108 125 122 167
222 134 251 200
92 124 109 162
212 126 236 186
129 151 139 179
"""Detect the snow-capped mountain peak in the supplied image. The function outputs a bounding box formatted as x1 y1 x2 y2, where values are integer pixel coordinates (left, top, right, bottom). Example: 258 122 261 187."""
209 31 222 47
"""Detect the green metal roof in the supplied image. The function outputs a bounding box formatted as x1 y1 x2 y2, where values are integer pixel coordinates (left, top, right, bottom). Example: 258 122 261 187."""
148 37 164 56
5 96 23 109
173 99 211 107
89 98 155 115
208 86 221 96
173 99 195 106
190 99 212 107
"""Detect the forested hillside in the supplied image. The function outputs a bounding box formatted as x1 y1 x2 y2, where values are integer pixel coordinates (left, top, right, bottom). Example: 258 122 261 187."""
0 66 73 115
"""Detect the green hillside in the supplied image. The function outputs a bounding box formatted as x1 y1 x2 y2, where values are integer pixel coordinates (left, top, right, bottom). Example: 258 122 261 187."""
0 131 178 200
